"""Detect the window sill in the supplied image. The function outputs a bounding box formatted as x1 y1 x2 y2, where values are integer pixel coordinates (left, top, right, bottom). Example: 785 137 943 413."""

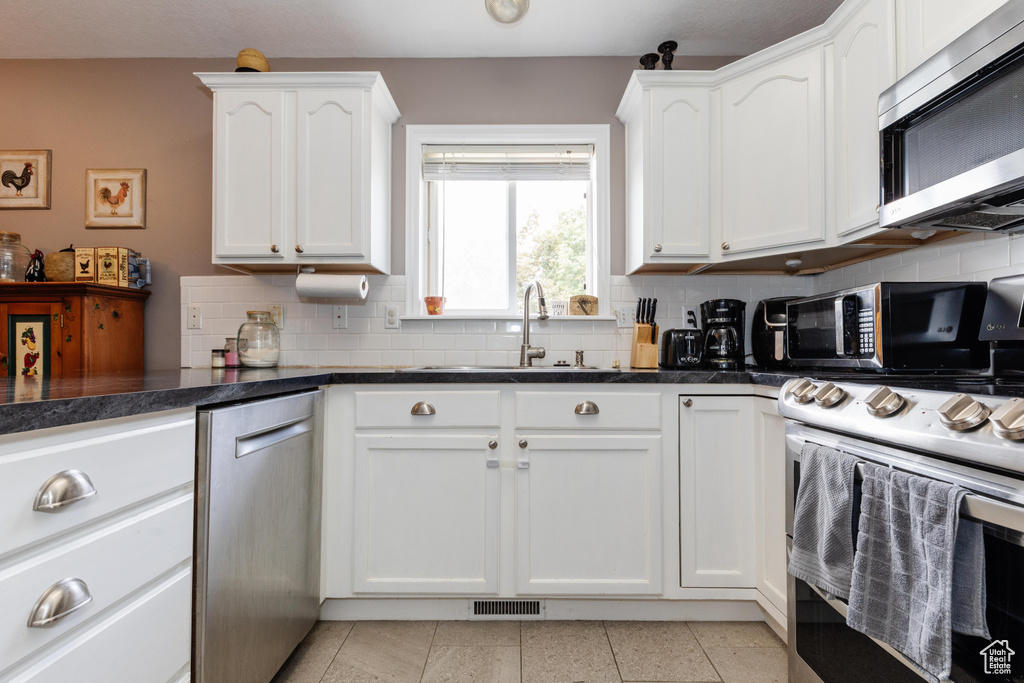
401 314 616 323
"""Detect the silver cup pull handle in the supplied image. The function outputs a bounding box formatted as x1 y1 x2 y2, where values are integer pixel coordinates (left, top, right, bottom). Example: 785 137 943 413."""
28 578 93 627
33 470 97 512
574 400 600 415
411 401 436 416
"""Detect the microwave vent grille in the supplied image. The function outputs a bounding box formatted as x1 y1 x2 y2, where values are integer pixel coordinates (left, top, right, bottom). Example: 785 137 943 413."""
936 211 1024 230
905 63 1024 195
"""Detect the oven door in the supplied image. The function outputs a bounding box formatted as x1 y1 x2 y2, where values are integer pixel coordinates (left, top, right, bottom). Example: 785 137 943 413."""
785 423 1024 683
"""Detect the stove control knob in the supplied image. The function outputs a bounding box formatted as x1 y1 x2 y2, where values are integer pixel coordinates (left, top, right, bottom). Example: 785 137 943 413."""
991 397 1024 441
787 379 818 404
936 393 990 431
812 382 846 408
864 386 905 418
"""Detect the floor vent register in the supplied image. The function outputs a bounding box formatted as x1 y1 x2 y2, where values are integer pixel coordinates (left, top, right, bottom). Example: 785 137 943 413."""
469 600 544 620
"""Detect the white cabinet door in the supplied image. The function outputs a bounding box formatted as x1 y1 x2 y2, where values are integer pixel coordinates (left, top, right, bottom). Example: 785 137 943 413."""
295 89 365 258
897 0 1009 77
834 0 897 240
644 87 712 266
352 434 500 594
515 434 662 595
754 396 788 618
719 48 826 256
212 90 288 260
678 395 755 588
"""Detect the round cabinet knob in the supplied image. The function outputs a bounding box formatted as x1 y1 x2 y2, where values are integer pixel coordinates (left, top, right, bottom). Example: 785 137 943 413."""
991 397 1024 440
270 244 280 254
653 244 663 253
681 398 693 408
936 393 990 431
787 378 818 404
295 245 305 254
721 242 731 251
519 439 528 449
812 382 846 408
864 386 905 418
488 440 498 450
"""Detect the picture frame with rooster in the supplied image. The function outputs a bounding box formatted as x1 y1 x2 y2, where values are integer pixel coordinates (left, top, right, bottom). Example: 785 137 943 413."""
0 150 51 210
86 168 146 229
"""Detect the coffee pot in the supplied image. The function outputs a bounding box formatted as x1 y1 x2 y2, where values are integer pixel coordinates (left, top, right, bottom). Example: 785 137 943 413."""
700 299 746 371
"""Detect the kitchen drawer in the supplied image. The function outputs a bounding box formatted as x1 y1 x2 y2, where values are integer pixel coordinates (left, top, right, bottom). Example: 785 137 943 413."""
354 390 501 429
0 410 195 559
6 566 192 683
514 391 662 430
0 492 193 673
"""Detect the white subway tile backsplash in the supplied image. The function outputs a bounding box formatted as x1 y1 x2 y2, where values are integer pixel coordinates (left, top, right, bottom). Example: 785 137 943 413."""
181 235 1020 368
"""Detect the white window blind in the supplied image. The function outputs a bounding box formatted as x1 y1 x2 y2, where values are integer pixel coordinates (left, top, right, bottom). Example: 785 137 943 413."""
422 144 593 181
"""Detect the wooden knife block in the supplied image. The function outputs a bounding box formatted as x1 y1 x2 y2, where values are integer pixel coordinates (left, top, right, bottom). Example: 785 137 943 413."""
630 323 659 369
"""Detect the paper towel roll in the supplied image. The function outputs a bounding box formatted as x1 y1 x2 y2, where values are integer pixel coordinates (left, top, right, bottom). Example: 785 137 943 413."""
295 273 369 302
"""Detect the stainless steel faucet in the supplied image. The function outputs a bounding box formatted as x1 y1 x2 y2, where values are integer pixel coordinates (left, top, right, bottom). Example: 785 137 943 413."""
520 280 549 367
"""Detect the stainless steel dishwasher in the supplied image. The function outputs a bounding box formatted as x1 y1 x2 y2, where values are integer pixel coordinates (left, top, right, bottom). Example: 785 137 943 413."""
193 390 324 683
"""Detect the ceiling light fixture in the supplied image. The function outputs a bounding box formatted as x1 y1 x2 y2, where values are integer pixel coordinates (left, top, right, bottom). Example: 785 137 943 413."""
485 0 530 25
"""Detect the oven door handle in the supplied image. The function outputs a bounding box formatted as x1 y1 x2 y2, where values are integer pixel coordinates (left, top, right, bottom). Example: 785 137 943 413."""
803 581 929 676
853 462 1024 535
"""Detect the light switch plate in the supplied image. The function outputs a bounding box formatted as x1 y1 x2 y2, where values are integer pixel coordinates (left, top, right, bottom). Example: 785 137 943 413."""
614 305 635 328
187 304 202 330
332 305 348 330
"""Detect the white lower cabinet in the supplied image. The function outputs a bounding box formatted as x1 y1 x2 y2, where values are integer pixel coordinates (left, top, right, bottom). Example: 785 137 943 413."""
753 394 788 625
0 409 195 683
515 434 662 595
352 433 500 594
678 395 755 588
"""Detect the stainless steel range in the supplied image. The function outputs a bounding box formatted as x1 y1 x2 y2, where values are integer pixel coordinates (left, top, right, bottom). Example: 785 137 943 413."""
779 377 1024 683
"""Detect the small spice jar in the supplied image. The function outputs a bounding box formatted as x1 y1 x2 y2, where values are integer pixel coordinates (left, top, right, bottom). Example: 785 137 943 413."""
237 311 280 368
224 337 241 367
211 348 226 368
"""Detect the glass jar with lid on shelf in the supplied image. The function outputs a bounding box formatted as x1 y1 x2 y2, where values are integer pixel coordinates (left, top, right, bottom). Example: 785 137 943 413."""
0 232 32 282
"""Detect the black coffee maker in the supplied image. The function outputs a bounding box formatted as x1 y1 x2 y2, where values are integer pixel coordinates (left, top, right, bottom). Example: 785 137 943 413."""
700 299 746 370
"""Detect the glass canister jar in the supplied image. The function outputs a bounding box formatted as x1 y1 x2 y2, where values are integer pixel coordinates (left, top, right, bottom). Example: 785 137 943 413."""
224 337 241 368
0 232 31 282
237 311 280 367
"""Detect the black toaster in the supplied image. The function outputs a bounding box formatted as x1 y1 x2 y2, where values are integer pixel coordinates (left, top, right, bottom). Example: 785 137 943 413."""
660 328 704 368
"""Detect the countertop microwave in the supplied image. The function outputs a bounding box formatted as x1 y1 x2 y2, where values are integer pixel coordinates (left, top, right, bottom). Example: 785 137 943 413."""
786 282 990 371
879 0 1024 232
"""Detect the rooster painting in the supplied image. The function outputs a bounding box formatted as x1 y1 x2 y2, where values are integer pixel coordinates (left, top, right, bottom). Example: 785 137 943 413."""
1 162 33 196
98 181 129 215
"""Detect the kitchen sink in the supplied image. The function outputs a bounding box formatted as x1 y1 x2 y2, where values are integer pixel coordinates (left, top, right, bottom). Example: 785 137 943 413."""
395 365 618 373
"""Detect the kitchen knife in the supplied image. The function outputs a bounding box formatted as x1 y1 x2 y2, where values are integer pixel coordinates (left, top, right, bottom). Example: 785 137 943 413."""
650 298 658 343
635 298 643 326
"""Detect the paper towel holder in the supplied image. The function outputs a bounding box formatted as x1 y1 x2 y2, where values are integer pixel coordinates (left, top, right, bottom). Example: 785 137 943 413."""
298 266 316 274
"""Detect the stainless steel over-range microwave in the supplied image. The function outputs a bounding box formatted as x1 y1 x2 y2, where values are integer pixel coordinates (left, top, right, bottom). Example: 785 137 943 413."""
879 0 1024 232
785 282 989 371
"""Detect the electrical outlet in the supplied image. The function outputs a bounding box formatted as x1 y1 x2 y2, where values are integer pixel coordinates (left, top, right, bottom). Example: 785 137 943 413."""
332 305 348 330
384 306 401 330
187 304 202 330
682 305 700 329
615 305 635 328
268 305 284 328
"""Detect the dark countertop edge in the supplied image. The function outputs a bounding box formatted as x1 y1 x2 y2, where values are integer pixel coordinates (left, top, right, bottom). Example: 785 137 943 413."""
5 366 1017 436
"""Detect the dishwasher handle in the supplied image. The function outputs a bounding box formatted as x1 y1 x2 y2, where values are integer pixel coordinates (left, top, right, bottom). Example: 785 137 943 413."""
235 416 313 459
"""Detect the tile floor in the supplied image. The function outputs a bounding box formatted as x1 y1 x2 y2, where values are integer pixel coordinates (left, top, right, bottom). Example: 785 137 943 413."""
271 620 787 683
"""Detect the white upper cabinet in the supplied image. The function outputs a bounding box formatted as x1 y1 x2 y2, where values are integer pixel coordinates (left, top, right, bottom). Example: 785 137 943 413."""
618 75 712 272
832 0 897 240
896 0 1009 77
719 47 826 256
197 72 400 273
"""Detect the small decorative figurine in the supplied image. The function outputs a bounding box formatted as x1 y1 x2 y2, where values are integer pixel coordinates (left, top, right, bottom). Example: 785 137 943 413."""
639 53 660 70
25 249 45 282
658 40 678 70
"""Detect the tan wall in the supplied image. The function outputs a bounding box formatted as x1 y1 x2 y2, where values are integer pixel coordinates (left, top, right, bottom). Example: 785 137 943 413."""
0 55 732 369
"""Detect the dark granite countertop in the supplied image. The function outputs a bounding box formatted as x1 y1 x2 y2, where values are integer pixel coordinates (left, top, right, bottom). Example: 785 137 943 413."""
1 365 1021 435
